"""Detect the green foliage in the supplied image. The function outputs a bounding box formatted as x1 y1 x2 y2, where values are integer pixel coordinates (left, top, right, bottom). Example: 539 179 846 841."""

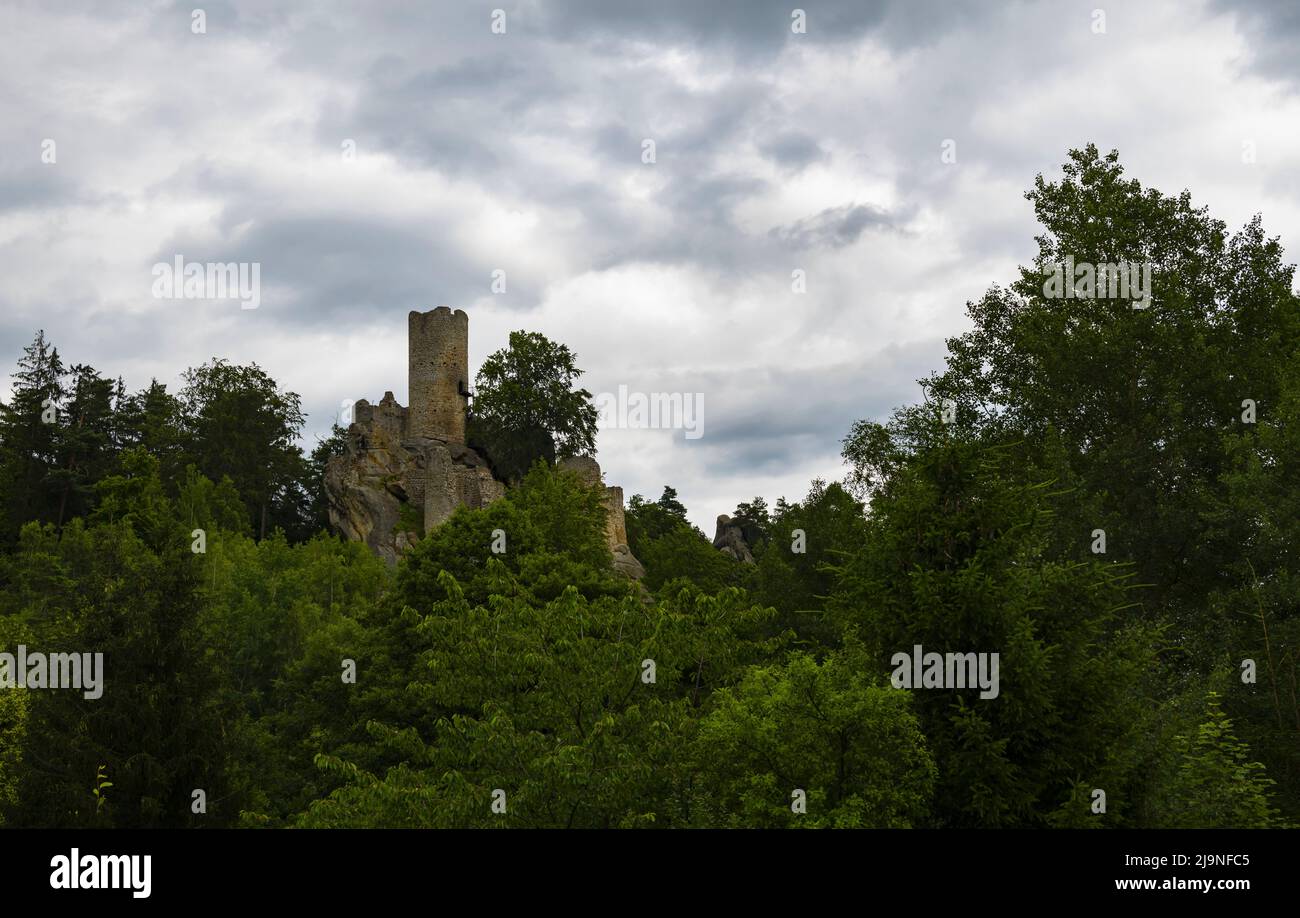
393 499 422 536
0 616 29 826
92 765 113 816
830 144 1300 825
467 330 598 483
0 330 68 542
308 423 349 532
3 514 231 827
626 487 742 594
2 148 1298 829
730 496 772 554
0 332 327 550
833 429 1156 827
1149 692 1283 828
116 378 188 481
625 487 690 553
47 364 118 528
638 526 743 596
197 529 389 824
0 442 390 828
691 648 935 827
931 145 1300 644
297 576 781 828
1207 355 1300 812
178 358 313 541
397 461 623 608
752 479 866 647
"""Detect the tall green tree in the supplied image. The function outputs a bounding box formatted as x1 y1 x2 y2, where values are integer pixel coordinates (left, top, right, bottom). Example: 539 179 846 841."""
0 330 66 540
691 648 935 827
48 364 117 526
843 145 1300 822
116 379 189 487
308 422 349 533
730 496 772 555
752 479 867 641
927 145 1300 649
178 359 312 541
834 426 1156 827
467 331 598 483
4 452 236 827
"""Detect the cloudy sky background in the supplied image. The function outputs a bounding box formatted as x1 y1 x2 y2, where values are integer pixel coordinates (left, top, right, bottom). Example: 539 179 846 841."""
2 0 1299 532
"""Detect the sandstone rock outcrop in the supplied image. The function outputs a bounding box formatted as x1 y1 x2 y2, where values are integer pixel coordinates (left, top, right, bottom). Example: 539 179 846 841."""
558 456 646 580
713 513 756 564
325 390 504 566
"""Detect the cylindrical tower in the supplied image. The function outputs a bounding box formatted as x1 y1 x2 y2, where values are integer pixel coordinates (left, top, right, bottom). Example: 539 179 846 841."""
408 306 469 442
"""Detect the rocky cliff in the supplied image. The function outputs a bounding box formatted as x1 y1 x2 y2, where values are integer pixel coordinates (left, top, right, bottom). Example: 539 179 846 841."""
324 391 504 566
713 513 756 564
558 456 646 580
325 392 643 578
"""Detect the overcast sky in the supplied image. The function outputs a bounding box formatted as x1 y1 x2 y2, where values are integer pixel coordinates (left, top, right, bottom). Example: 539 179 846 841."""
3 0 1299 532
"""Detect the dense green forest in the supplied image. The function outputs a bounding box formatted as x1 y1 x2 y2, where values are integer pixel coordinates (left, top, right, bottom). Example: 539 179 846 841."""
1 146 1296 828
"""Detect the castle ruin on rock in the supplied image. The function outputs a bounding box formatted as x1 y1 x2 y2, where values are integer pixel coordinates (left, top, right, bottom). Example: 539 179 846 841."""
324 307 643 579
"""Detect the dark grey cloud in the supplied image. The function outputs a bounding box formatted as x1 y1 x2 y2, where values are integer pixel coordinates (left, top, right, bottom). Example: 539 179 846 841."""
605 337 940 474
150 205 525 327
535 0 990 58
1212 0 1300 86
0 165 94 212
771 202 905 250
314 55 540 176
758 131 828 172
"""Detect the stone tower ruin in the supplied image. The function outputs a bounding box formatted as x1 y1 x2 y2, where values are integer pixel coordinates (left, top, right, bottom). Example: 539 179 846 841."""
408 306 469 443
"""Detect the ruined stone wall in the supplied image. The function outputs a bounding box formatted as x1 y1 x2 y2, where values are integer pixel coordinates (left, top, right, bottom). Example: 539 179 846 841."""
353 392 407 442
408 306 468 442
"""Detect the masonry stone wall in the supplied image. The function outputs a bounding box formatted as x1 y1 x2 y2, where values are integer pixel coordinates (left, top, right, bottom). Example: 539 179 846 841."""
408 306 468 442
353 392 406 443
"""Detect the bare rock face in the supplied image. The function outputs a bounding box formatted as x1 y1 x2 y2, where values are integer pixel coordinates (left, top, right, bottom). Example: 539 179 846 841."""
325 392 504 566
325 398 643 579
713 513 756 564
611 544 647 580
